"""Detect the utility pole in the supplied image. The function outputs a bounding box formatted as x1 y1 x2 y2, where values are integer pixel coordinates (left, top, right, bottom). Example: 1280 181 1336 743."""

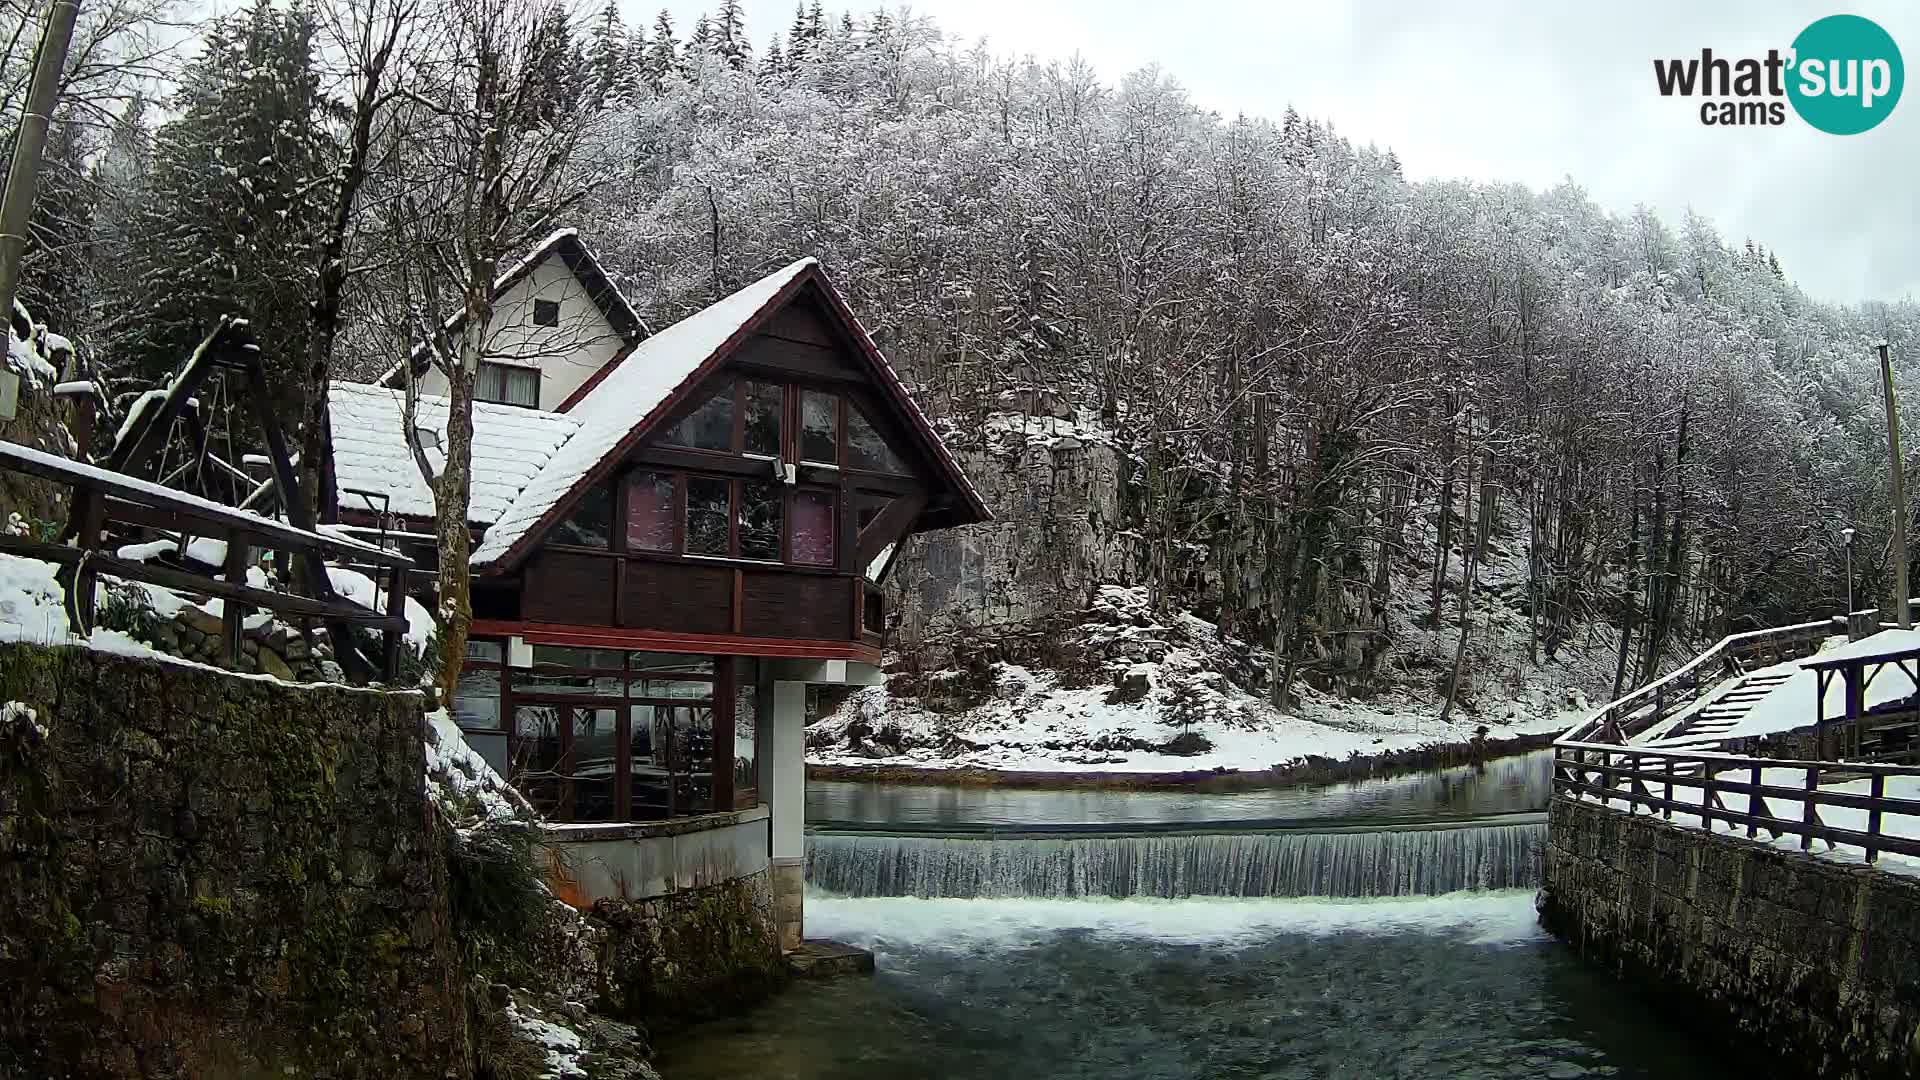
0 0 82 325
1879 341 1911 629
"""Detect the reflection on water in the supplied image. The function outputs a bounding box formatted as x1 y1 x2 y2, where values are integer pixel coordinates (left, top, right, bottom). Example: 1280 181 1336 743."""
808 751 1553 828
657 893 1727 1080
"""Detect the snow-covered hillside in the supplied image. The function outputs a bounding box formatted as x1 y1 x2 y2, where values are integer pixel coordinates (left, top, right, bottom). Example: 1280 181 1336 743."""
810 571 1607 774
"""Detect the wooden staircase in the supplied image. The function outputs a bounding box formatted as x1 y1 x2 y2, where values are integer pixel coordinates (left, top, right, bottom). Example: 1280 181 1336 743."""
1659 667 1800 744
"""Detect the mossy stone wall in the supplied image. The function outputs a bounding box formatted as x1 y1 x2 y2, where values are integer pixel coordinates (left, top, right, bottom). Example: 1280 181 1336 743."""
1543 797 1920 1080
592 872 788 1035
0 643 468 1079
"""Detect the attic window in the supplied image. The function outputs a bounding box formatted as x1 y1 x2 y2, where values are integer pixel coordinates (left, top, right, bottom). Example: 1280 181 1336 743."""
532 299 561 327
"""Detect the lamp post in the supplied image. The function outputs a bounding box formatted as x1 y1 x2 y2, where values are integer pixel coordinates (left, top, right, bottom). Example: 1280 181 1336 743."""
1843 527 1857 615
1878 341 1911 629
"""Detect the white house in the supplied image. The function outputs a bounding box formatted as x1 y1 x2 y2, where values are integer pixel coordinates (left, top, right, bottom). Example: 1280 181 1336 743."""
376 229 647 412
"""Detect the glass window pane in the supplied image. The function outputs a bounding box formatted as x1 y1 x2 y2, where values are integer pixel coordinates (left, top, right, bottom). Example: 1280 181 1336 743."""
739 478 782 561
571 707 620 823
510 705 565 818
519 671 623 696
848 407 909 473
800 391 838 463
466 639 504 663
685 477 730 555
506 367 539 407
630 705 669 820
554 484 612 547
667 704 714 816
663 383 735 451
626 471 676 552
476 362 505 404
629 678 714 701
734 658 758 810
453 669 501 729
791 490 835 566
743 381 782 456
531 645 624 669
628 652 715 675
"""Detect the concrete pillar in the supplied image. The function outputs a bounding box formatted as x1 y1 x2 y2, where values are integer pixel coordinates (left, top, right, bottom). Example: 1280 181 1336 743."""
766 679 807 951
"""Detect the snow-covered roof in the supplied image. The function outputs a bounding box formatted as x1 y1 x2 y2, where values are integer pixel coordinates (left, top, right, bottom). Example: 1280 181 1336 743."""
1805 628 1920 668
328 382 581 524
470 258 818 565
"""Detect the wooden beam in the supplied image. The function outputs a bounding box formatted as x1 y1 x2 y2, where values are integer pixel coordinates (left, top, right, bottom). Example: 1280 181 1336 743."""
0 444 409 567
220 535 247 666
632 446 772 478
381 567 407 681
855 493 925 568
472 618 882 664
109 320 226 478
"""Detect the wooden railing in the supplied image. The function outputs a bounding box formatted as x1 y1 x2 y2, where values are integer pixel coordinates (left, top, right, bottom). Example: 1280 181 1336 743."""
1553 739 1920 864
1560 619 1839 744
0 438 414 681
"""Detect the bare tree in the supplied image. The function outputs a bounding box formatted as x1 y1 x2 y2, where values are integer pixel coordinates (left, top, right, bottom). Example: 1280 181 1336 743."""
296 0 418 525
391 0 604 698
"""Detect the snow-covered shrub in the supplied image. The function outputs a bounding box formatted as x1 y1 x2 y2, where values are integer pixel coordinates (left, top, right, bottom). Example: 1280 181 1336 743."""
95 581 165 646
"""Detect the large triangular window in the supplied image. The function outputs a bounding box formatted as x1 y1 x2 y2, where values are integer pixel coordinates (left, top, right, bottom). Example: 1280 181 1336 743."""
847 406 909 474
662 380 734 451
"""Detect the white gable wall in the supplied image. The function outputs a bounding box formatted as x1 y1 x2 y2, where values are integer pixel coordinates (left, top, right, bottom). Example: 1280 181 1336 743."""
414 259 626 410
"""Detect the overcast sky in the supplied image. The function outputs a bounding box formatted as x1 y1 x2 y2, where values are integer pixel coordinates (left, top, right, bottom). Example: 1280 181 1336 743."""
643 0 1918 308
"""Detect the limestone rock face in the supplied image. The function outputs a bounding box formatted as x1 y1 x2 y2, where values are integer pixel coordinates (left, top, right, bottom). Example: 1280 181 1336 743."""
892 411 1133 646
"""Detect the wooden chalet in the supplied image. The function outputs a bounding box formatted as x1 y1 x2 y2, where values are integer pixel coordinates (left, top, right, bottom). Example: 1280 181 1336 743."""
323 239 987 940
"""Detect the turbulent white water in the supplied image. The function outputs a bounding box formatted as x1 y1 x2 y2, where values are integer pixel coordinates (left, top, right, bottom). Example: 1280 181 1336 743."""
807 890 1549 950
804 822 1544 899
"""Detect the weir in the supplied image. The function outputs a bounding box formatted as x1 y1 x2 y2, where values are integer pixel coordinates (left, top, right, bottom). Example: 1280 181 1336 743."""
804 814 1545 899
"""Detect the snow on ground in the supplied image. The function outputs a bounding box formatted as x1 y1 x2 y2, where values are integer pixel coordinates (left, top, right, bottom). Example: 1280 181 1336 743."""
328 565 434 651
1580 766 1920 880
506 1000 589 1080
810 663 1571 774
818 489 1635 774
810 582 1582 774
424 707 531 827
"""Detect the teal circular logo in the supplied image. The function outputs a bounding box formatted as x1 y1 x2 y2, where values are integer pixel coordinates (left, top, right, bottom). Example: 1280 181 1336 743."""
1787 15 1903 134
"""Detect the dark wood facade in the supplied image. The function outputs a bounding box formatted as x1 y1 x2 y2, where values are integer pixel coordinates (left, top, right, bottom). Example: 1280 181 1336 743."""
470 289 961 663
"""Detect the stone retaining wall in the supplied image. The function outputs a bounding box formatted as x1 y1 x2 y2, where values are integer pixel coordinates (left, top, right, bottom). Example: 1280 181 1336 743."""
591 873 788 1035
1542 797 1920 1079
0 642 467 1078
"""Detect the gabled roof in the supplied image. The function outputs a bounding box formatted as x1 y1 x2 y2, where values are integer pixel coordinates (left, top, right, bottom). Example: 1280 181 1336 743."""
376 229 646 387
329 382 580 524
470 257 992 571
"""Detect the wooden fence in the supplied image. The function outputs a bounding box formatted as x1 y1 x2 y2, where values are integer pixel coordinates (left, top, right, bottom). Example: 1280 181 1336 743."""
0 438 414 681
1553 739 1920 864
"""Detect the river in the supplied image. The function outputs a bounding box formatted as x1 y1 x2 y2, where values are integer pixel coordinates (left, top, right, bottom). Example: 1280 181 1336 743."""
659 752 1730 1078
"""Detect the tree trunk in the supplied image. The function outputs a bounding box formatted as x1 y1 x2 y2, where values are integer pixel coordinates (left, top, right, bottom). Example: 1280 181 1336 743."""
435 278 489 701
1439 457 1483 724
300 26 396 527
1611 494 1641 701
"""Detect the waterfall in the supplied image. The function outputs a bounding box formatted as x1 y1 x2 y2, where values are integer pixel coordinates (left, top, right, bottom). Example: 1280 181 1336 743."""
805 821 1544 899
